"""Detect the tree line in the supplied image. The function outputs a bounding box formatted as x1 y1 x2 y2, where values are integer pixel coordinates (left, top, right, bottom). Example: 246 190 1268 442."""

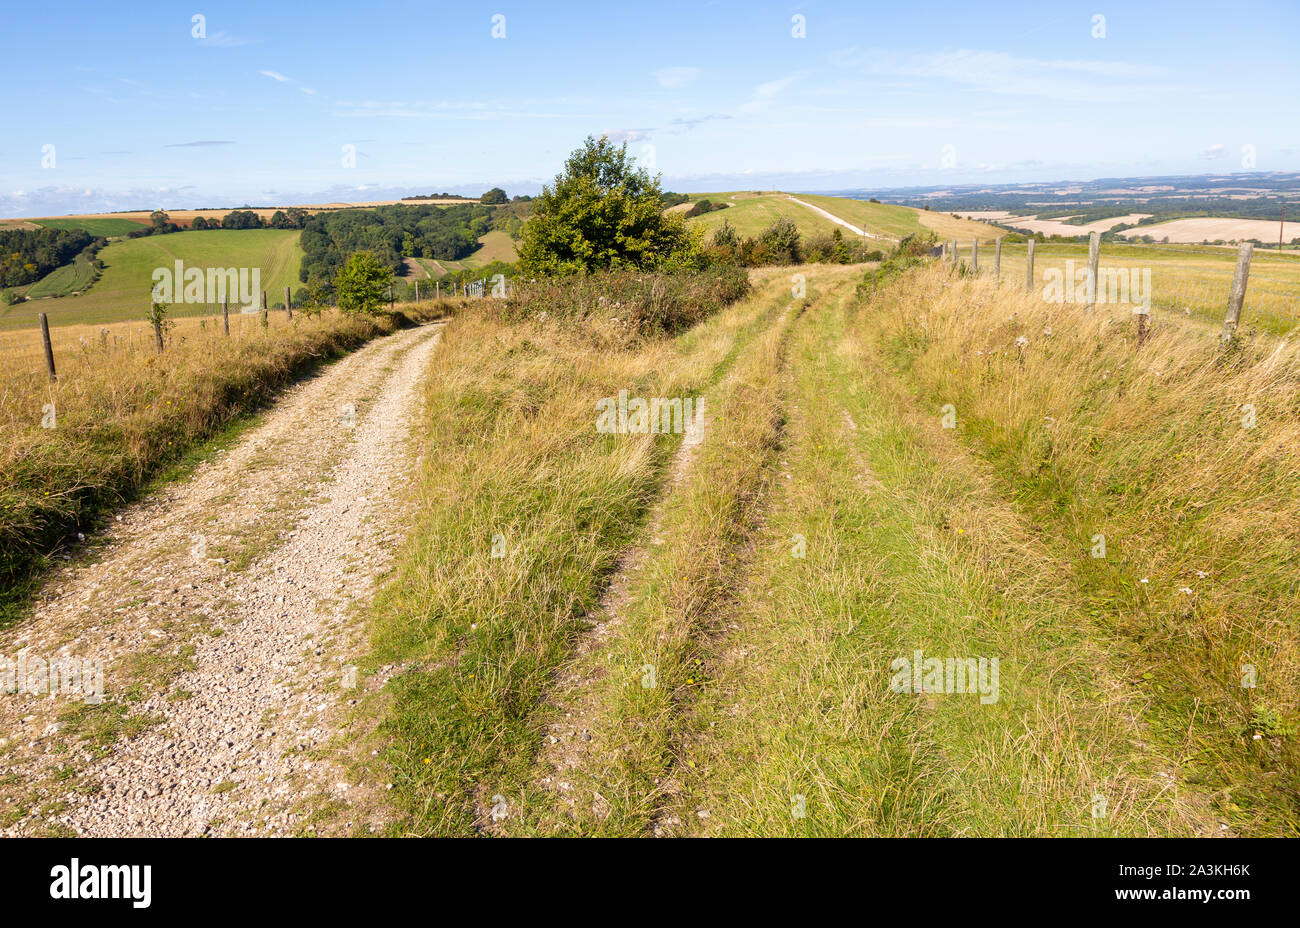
0 227 99 289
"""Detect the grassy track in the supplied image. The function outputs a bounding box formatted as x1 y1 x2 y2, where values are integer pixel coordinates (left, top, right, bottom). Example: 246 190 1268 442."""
363 270 790 835
849 265 1300 834
655 273 1227 835
496 267 859 836
361 257 1297 837
684 192 995 244
686 194 843 238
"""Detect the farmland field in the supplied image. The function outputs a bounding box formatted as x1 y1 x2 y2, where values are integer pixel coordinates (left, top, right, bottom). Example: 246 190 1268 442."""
684 192 844 238
682 191 996 243
32 217 147 236
988 240 1300 333
23 248 97 299
411 229 518 277
0 229 304 331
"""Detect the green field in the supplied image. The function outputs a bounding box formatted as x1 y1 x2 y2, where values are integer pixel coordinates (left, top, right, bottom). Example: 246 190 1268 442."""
0 229 304 330
24 249 97 299
681 191 996 244
991 240 1300 333
413 229 519 277
683 193 843 238
34 217 147 236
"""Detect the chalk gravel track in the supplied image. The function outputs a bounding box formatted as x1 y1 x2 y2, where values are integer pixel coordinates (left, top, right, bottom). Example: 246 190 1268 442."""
0 322 442 836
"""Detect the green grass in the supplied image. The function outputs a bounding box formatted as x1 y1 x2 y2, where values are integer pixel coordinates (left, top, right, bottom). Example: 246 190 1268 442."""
663 270 1226 836
413 230 520 278
685 194 843 239
363 271 788 835
498 273 830 836
25 249 97 299
858 262 1300 834
992 240 1300 333
0 229 304 330
682 192 998 244
33 218 147 236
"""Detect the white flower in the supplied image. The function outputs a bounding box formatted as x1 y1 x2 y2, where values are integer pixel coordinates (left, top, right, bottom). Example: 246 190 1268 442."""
1015 335 1029 349
1139 578 1149 584
1179 587 1194 595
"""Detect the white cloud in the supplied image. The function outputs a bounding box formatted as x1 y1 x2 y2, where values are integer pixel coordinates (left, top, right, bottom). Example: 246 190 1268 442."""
1202 143 1226 159
258 70 291 83
843 48 1177 103
654 66 701 89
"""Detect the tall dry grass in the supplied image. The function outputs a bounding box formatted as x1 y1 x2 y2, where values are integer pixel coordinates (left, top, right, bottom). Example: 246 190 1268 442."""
869 264 1300 830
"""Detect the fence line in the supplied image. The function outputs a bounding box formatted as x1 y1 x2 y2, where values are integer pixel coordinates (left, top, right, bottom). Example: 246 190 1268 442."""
0 276 511 379
957 235 1298 343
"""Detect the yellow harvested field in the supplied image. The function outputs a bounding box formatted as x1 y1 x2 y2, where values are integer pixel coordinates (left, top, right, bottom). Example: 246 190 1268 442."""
917 209 1004 242
1118 217 1300 244
999 213 1153 236
7 198 475 226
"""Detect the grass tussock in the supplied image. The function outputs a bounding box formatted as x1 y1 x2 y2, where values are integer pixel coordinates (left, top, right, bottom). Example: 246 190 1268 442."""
0 304 449 619
868 263 1300 832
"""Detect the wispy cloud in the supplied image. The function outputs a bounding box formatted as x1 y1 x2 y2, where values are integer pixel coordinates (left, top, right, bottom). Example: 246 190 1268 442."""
164 140 236 148
1202 143 1226 159
841 48 1177 103
669 114 732 133
258 70 292 83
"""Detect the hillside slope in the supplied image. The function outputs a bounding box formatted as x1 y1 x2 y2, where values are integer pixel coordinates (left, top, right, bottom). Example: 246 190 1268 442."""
2 229 304 329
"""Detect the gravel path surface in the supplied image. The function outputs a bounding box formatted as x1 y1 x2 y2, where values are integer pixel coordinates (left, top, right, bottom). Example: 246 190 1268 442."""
0 322 442 836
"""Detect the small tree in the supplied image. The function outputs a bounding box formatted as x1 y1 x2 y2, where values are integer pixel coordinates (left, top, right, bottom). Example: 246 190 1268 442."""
481 187 508 204
518 135 698 276
335 251 392 315
758 217 802 264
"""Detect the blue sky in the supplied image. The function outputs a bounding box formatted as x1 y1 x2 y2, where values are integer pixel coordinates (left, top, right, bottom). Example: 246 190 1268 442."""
3 0 1298 216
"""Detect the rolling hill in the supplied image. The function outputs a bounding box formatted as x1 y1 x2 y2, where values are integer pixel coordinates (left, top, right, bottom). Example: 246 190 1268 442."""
0 229 304 330
680 191 997 243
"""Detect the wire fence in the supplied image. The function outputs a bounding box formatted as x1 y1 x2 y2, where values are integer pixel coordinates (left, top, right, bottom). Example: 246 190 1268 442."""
0 275 510 380
973 240 1300 335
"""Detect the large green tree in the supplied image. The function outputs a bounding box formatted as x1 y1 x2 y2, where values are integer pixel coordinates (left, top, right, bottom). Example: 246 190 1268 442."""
518 136 700 276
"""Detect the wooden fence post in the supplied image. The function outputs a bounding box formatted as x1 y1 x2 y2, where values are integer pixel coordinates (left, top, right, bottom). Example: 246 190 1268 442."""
994 237 1002 281
1086 232 1100 311
152 314 164 353
436 280 440 300
285 285 292 320
1025 239 1036 291
1221 242 1253 347
38 312 57 382
949 240 958 267
414 281 419 302
222 298 230 336
971 238 979 274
